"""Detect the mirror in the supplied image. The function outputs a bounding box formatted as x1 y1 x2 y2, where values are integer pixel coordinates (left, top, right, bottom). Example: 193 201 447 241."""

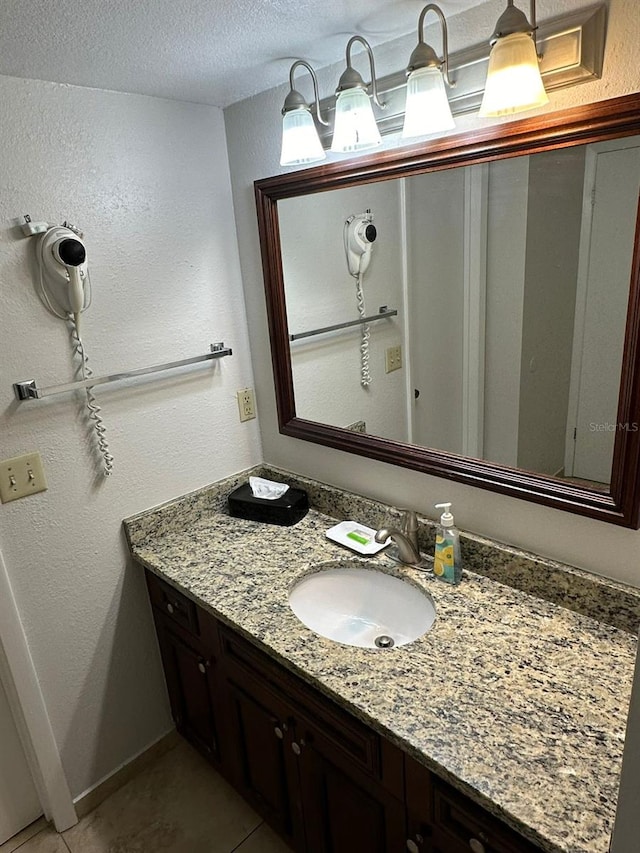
255 94 640 527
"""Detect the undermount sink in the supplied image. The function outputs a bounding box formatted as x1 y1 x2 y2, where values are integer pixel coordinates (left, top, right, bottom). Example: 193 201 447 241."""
288 563 436 649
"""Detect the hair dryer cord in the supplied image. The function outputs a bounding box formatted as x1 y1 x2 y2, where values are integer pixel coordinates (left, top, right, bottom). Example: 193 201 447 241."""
69 319 114 477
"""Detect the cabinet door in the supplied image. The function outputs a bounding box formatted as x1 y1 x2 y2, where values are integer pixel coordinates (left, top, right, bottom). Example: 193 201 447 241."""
431 781 541 853
225 673 303 849
295 719 406 853
154 615 222 765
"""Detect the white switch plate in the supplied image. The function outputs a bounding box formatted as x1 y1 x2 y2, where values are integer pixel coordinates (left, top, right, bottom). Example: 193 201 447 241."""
385 345 403 373
0 452 48 503
237 388 256 422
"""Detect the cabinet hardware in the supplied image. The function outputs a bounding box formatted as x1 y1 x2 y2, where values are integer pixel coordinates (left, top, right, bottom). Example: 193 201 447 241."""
469 838 486 853
292 741 302 755
198 662 206 674
406 840 420 853
166 602 174 614
275 726 284 739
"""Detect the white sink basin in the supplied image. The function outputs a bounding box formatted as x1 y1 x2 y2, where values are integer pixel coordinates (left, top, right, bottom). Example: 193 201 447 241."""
288 563 436 649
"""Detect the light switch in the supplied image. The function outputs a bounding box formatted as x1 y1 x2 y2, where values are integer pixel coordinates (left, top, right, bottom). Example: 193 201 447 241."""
0 452 47 503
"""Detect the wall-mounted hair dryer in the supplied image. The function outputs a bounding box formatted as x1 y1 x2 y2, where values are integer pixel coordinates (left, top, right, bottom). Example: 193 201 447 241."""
33 224 91 329
21 217 112 476
345 210 377 276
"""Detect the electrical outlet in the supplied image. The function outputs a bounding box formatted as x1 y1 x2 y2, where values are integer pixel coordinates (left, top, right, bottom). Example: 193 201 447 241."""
385 345 403 373
0 452 47 504
237 388 256 422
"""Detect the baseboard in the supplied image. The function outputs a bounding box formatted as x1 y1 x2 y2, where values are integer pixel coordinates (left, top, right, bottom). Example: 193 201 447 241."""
73 729 179 820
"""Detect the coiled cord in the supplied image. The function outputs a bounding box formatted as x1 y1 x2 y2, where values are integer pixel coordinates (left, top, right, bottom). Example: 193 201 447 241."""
355 272 371 388
69 318 114 477
343 219 371 388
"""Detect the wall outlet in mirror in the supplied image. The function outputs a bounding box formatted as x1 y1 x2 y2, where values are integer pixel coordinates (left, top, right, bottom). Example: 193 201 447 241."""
385 345 403 373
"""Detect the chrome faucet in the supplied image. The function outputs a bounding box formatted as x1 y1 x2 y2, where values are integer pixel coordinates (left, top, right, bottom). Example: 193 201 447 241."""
375 509 421 565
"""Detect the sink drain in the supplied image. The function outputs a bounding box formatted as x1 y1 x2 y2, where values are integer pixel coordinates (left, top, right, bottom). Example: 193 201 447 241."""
374 635 395 649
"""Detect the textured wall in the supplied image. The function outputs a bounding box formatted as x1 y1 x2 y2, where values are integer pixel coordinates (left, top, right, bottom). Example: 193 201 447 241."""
0 75 261 797
224 0 640 587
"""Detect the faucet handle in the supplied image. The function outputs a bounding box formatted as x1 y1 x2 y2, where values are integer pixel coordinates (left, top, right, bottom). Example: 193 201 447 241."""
400 509 418 529
397 509 419 550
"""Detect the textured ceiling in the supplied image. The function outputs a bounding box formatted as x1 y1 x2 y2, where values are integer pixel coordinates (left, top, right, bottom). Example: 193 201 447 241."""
0 0 489 107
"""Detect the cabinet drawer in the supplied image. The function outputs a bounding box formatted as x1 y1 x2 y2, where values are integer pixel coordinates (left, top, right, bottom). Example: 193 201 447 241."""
433 781 540 853
146 571 199 636
219 624 403 797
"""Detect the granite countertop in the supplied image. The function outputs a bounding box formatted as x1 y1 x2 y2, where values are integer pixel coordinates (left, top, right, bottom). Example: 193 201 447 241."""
125 467 639 853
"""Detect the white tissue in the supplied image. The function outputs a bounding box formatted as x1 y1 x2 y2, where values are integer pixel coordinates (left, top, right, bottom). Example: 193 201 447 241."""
249 476 290 501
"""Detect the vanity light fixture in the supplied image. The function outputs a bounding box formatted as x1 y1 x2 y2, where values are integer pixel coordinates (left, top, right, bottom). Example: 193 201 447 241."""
402 3 455 139
280 60 329 166
276 5 605 155
330 36 386 154
479 0 549 117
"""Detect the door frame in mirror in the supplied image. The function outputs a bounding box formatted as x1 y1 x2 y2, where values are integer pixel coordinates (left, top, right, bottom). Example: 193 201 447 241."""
255 93 640 528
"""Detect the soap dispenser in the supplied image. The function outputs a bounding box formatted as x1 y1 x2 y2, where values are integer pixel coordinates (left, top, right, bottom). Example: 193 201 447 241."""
434 502 462 585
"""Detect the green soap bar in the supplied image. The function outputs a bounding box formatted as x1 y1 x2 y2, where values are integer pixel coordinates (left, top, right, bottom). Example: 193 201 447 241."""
347 530 370 546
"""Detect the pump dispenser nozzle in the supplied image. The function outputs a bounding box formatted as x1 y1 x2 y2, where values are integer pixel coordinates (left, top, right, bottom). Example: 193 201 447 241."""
435 502 454 527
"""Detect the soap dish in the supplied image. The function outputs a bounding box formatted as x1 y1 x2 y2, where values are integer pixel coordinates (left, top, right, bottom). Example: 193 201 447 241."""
325 521 390 555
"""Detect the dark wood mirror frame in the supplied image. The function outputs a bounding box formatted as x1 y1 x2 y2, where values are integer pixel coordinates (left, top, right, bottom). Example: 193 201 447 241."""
255 93 640 528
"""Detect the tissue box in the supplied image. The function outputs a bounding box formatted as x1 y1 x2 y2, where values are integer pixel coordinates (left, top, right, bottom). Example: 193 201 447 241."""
227 482 309 526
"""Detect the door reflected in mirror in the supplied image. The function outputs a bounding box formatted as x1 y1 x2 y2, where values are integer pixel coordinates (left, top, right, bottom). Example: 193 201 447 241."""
279 136 640 488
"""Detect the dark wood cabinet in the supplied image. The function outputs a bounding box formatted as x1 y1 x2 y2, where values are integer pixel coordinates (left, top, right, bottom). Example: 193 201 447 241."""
296 720 406 853
405 754 541 853
145 570 542 853
145 573 226 772
155 619 221 762
225 667 304 848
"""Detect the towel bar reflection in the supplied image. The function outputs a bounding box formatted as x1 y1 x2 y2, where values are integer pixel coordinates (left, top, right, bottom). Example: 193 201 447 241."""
290 307 398 342
13 342 233 401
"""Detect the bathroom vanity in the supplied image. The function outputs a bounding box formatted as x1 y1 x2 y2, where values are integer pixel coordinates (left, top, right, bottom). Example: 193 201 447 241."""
124 467 640 853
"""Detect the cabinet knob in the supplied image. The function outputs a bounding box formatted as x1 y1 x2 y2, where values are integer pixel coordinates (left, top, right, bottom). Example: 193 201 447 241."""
291 741 301 755
198 662 206 674
469 839 486 853
406 841 420 853
274 726 284 740
166 603 174 614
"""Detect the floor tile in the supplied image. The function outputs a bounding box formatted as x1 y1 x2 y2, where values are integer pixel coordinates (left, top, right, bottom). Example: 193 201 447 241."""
0 818 48 853
13 828 68 853
233 823 292 852
63 740 260 853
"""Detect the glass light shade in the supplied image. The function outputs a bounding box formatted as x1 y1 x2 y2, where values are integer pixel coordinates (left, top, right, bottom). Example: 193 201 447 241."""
479 31 549 118
280 107 326 166
330 88 382 153
402 66 455 139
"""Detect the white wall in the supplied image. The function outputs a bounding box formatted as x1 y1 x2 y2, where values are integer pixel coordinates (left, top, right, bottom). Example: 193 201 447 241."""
406 169 466 453
0 75 261 797
518 148 585 475
483 157 528 468
224 0 640 587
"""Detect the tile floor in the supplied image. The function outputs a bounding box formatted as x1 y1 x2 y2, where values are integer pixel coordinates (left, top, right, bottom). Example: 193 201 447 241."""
1 740 291 853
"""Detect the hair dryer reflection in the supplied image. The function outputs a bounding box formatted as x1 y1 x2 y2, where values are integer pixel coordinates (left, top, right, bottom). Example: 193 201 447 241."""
344 210 377 387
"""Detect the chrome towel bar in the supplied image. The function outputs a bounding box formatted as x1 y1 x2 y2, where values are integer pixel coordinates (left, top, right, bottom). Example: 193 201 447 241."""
13 342 233 401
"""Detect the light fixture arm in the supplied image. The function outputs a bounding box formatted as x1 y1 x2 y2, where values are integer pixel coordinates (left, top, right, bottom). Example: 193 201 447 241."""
282 60 329 125
490 0 538 40
337 36 386 109
409 4 455 88
489 0 542 57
